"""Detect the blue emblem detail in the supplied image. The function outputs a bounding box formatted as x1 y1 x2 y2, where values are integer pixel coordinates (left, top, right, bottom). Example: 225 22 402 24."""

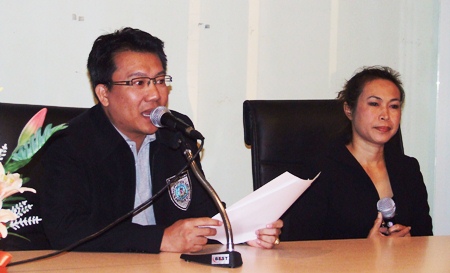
167 171 192 210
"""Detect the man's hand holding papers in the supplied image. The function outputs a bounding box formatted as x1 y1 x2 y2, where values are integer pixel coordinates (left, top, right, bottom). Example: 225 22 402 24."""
207 172 320 245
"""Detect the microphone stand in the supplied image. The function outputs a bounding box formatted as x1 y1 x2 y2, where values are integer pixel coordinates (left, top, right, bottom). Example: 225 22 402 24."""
180 147 243 268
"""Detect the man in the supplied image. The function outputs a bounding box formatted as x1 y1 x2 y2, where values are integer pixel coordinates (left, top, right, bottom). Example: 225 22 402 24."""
33 27 281 253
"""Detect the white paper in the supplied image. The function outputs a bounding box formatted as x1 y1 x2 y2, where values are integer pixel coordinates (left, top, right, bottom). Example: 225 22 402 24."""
207 171 320 244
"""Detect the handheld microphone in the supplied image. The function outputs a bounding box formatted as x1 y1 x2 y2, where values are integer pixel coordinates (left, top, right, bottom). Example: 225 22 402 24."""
377 197 396 231
150 106 204 140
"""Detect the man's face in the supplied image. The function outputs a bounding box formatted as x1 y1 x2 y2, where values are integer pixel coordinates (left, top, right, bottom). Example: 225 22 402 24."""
95 51 169 144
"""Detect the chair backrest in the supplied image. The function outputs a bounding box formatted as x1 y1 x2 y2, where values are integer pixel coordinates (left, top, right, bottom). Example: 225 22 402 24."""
243 100 404 190
0 102 87 250
0 102 87 160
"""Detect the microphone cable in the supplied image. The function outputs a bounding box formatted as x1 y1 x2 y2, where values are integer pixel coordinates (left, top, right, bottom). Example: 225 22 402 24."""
8 138 204 267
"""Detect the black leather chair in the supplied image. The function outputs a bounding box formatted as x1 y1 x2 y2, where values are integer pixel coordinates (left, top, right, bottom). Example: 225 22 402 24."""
243 100 404 190
0 102 87 250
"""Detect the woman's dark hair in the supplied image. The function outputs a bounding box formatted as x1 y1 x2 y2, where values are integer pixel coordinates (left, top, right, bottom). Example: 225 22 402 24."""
337 66 405 143
87 27 167 98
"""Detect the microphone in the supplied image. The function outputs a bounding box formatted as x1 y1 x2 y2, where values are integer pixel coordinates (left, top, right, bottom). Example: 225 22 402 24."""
150 106 204 140
377 197 396 232
151 106 241 267
179 145 242 268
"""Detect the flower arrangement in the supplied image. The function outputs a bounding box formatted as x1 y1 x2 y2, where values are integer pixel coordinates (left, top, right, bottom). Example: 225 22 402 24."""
0 108 67 240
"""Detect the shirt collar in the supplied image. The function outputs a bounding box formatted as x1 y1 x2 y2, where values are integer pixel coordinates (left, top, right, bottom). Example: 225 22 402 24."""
113 125 156 147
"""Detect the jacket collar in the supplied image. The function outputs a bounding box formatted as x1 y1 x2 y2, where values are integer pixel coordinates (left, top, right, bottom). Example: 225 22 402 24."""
88 104 185 153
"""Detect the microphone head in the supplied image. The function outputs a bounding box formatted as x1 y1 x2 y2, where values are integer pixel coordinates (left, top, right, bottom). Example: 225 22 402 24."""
377 197 396 220
150 106 170 128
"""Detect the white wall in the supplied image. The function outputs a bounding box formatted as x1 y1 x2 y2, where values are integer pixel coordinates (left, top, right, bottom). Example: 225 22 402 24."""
434 0 450 235
1 0 448 235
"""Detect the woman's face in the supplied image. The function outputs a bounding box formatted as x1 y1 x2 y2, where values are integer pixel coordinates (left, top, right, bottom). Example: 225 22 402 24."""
345 79 402 147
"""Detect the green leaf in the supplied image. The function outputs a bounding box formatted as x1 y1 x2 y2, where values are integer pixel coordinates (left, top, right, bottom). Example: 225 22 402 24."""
3 196 26 202
5 123 67 172
22 176 30 185
2 196 26 208
7 232 31 242
4 158 32 173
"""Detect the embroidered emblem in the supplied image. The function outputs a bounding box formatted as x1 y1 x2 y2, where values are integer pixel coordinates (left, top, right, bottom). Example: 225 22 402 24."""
167 171 192 210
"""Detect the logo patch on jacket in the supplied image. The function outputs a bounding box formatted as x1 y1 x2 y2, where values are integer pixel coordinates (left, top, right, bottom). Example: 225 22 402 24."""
167 171 192 211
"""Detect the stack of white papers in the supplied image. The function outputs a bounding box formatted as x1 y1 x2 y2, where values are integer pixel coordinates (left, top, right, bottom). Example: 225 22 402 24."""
207 171 320 244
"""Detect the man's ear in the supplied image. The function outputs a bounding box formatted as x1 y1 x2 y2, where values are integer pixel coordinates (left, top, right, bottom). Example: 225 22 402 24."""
95 84 110 106
343 102 353 120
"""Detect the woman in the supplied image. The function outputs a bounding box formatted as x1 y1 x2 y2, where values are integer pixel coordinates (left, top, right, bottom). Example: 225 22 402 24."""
282 66 433 240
